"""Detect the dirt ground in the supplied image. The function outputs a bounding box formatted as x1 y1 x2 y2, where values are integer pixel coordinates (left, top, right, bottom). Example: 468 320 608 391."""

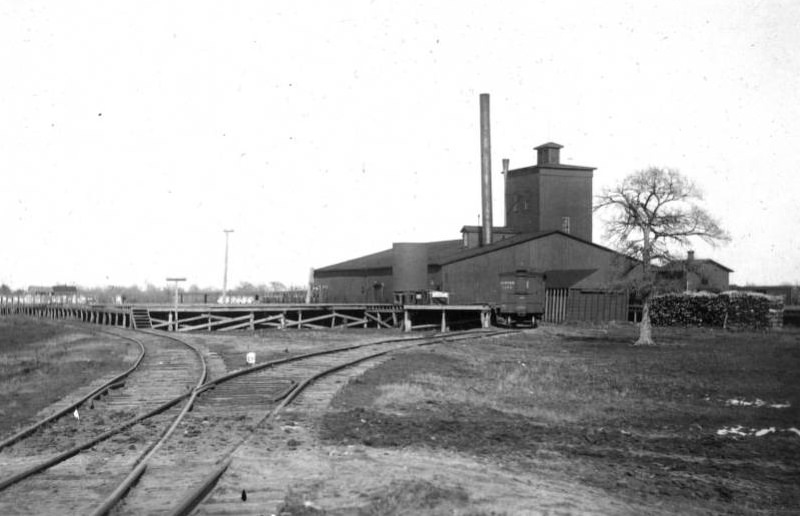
0 317 137 435
313 325 800 515
3 320 798 514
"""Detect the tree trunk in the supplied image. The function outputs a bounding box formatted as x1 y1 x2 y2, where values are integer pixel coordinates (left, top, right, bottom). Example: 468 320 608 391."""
635 297 655 346
635 225 656 346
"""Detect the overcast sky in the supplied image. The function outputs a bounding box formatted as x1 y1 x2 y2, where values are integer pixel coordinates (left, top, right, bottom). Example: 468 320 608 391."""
1 1 798 290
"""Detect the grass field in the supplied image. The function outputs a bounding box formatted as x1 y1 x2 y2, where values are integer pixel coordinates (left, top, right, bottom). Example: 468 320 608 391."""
320 324 800 514
0 316 136 435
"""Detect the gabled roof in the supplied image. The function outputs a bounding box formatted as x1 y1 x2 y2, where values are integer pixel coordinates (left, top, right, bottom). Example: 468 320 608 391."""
661 258 734 273
315 239 462 273
544 269 598 289
316 230 635 274
438 230 625 266
460 225 519 234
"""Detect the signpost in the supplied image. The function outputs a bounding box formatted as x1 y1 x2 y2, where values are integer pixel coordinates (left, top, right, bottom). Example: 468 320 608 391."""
166 277 186 331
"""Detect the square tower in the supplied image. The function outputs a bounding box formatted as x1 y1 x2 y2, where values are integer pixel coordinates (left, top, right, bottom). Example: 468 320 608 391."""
504 142 595 241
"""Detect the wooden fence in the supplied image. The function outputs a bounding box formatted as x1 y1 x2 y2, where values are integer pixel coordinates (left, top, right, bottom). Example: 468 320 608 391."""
543 288 629 323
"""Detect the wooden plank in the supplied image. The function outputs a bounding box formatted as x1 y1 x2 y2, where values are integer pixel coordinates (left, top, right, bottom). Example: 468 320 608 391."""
283 312 335 327
410 323 438 330
293 321 327 329
331 312 366 324
340 318 369 329
219 319 259 332
365 312 393 329
179 315 233 332
172 314 209 325
179 314 252 332
251 314 283 325
151 319 171 330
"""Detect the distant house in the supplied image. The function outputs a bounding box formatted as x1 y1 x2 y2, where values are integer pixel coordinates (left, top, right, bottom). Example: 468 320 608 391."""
729 285 799 305
656 251 732 293
25 284 80 303
52 285 78 296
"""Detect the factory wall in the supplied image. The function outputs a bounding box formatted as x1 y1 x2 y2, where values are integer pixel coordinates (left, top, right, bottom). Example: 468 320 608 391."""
315 269 394 303
441 233 630 305
315 267 445 303
538 169 593 241
505 172 540 232
505 167 593 241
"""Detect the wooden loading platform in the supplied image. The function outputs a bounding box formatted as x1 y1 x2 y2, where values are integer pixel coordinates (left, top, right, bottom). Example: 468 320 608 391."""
0 303 492 333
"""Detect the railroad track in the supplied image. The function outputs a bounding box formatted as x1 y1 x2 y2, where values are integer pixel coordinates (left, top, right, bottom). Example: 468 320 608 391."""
0 327 207 515
110 329 517 515
0 327 514 515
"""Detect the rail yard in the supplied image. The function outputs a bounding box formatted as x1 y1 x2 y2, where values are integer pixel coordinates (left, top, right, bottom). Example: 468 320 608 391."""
1 314 799 513
0 317 521 514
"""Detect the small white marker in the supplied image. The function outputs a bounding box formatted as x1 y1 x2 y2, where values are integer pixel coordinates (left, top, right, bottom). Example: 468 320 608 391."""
246 352 256 365
73 408 80 421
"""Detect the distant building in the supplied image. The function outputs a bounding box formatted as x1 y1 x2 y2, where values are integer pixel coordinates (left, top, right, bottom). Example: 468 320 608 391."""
25 284 80 304
729 284 799 305
656 251 733 293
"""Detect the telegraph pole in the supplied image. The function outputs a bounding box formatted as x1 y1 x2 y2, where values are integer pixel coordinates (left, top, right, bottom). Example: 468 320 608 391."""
222 229 234 299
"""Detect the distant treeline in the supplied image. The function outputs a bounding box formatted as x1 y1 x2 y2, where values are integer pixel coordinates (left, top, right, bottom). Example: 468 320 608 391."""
0 282 302 304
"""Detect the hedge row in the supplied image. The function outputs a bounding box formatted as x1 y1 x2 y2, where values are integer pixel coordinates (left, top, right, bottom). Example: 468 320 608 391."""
650 291 784 329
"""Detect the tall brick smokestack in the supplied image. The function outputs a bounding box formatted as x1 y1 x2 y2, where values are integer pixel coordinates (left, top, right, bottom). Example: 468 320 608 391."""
480 94 493 246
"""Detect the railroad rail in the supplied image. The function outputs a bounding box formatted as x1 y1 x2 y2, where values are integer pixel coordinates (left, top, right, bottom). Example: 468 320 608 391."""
107 329 517 515
0 326 514 514
0 328 146 451
0 327 208 515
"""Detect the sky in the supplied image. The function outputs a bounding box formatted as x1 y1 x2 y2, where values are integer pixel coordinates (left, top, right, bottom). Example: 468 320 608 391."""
1 0 799 290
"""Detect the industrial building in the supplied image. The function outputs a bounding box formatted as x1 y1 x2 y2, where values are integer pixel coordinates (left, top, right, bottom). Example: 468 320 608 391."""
314 95 730 323
314 96 645 323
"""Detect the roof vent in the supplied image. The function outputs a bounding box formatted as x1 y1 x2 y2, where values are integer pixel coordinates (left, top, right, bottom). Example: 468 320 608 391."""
535 142 563 165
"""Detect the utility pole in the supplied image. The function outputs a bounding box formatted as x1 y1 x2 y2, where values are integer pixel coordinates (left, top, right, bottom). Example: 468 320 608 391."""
166 277 186 331
222 229 234 299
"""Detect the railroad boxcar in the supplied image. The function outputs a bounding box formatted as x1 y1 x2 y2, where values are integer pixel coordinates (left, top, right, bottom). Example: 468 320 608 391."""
497 269 545 327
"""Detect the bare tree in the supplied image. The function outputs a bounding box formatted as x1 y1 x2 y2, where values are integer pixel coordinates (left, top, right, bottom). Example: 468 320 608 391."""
595 167 729 345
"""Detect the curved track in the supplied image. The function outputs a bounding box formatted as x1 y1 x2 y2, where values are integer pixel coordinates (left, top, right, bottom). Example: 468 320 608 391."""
0 328 146 452
0 325 513 515
109 330 515 515
0 327 207 515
